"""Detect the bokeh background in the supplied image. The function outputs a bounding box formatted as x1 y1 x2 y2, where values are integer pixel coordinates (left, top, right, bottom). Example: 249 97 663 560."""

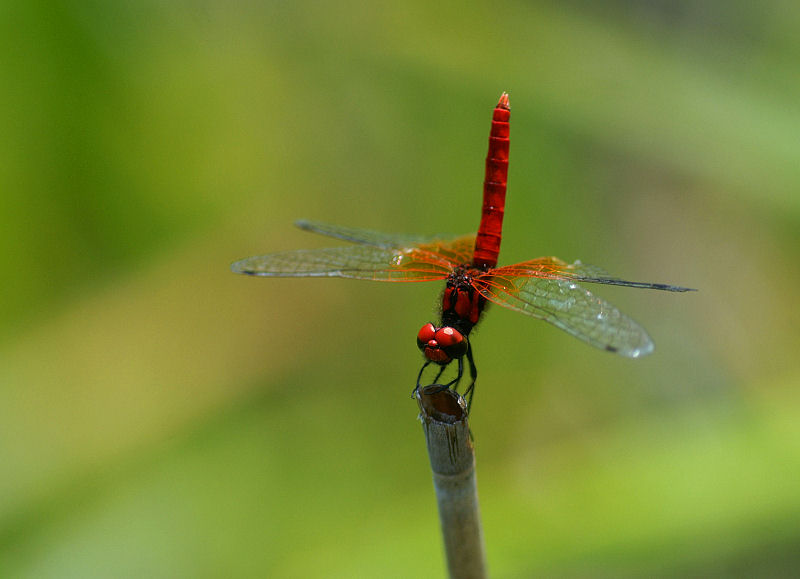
2 1 799 576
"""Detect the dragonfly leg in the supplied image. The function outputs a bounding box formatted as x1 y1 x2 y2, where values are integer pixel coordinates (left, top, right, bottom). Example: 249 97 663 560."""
444 356 464 391
415 352 468 397
415 360 455 395
426 362 457 394
414 360 433 396
462 342 478 413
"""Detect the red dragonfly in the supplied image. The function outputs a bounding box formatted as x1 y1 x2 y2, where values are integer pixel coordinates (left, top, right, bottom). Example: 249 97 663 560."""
232 93 693 410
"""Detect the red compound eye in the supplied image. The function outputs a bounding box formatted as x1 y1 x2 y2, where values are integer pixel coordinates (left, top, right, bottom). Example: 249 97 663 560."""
435 327 468 359
434 327 461 348
417 323 436 350
417 324 467 361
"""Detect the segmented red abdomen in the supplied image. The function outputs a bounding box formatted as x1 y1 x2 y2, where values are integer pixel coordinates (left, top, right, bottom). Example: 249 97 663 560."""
472 92 510 270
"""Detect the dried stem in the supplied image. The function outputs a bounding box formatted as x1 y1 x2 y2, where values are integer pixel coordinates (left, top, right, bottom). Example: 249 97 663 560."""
416 386 487 579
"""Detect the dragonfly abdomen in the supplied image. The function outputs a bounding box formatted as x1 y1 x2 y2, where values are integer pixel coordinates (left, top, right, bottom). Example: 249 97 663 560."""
473 93 510 270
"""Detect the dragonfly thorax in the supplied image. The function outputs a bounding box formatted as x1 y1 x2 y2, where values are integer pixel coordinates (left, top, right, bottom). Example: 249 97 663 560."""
441 265 487 334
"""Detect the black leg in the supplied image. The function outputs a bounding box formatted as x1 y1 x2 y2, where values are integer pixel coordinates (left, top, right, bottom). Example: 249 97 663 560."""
415 360 453 396
414 360 432 395
444 356 464 390
411 360 450 396
429 361 456 394
462 342 478 413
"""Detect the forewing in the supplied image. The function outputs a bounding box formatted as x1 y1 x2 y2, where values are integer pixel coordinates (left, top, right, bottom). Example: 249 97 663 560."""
296 220 475 265
231 238 475 282
414 234 476 267
495 257 694 292
233 219 477 281
297 220 451 249
473 272 655 357
494 257 613 278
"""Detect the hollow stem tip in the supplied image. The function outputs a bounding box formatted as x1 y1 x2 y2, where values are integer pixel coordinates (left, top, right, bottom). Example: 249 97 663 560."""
416 385 468 423
415 385 473 475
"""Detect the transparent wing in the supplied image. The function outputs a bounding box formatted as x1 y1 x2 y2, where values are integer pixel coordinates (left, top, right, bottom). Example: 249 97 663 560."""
295 220 442 249
294 220 476 266
232 222 477 281
493 257 695 292
473 271 655 357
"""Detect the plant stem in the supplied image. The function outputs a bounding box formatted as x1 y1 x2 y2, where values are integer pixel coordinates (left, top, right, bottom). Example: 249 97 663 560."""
416 386 487 579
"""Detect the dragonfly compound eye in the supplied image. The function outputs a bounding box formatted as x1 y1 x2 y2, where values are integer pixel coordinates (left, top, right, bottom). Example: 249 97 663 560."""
434 327 468 359
417 323 466 363
417 323 437 351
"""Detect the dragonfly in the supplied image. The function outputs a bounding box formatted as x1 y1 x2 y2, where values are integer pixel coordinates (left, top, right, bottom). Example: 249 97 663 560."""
232 93 694 411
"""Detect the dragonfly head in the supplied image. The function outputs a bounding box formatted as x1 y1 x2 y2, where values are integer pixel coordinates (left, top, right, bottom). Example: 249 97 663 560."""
416 323 468 364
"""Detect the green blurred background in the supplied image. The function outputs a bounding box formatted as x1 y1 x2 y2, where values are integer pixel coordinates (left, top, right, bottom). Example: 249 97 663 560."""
2 1 799 576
